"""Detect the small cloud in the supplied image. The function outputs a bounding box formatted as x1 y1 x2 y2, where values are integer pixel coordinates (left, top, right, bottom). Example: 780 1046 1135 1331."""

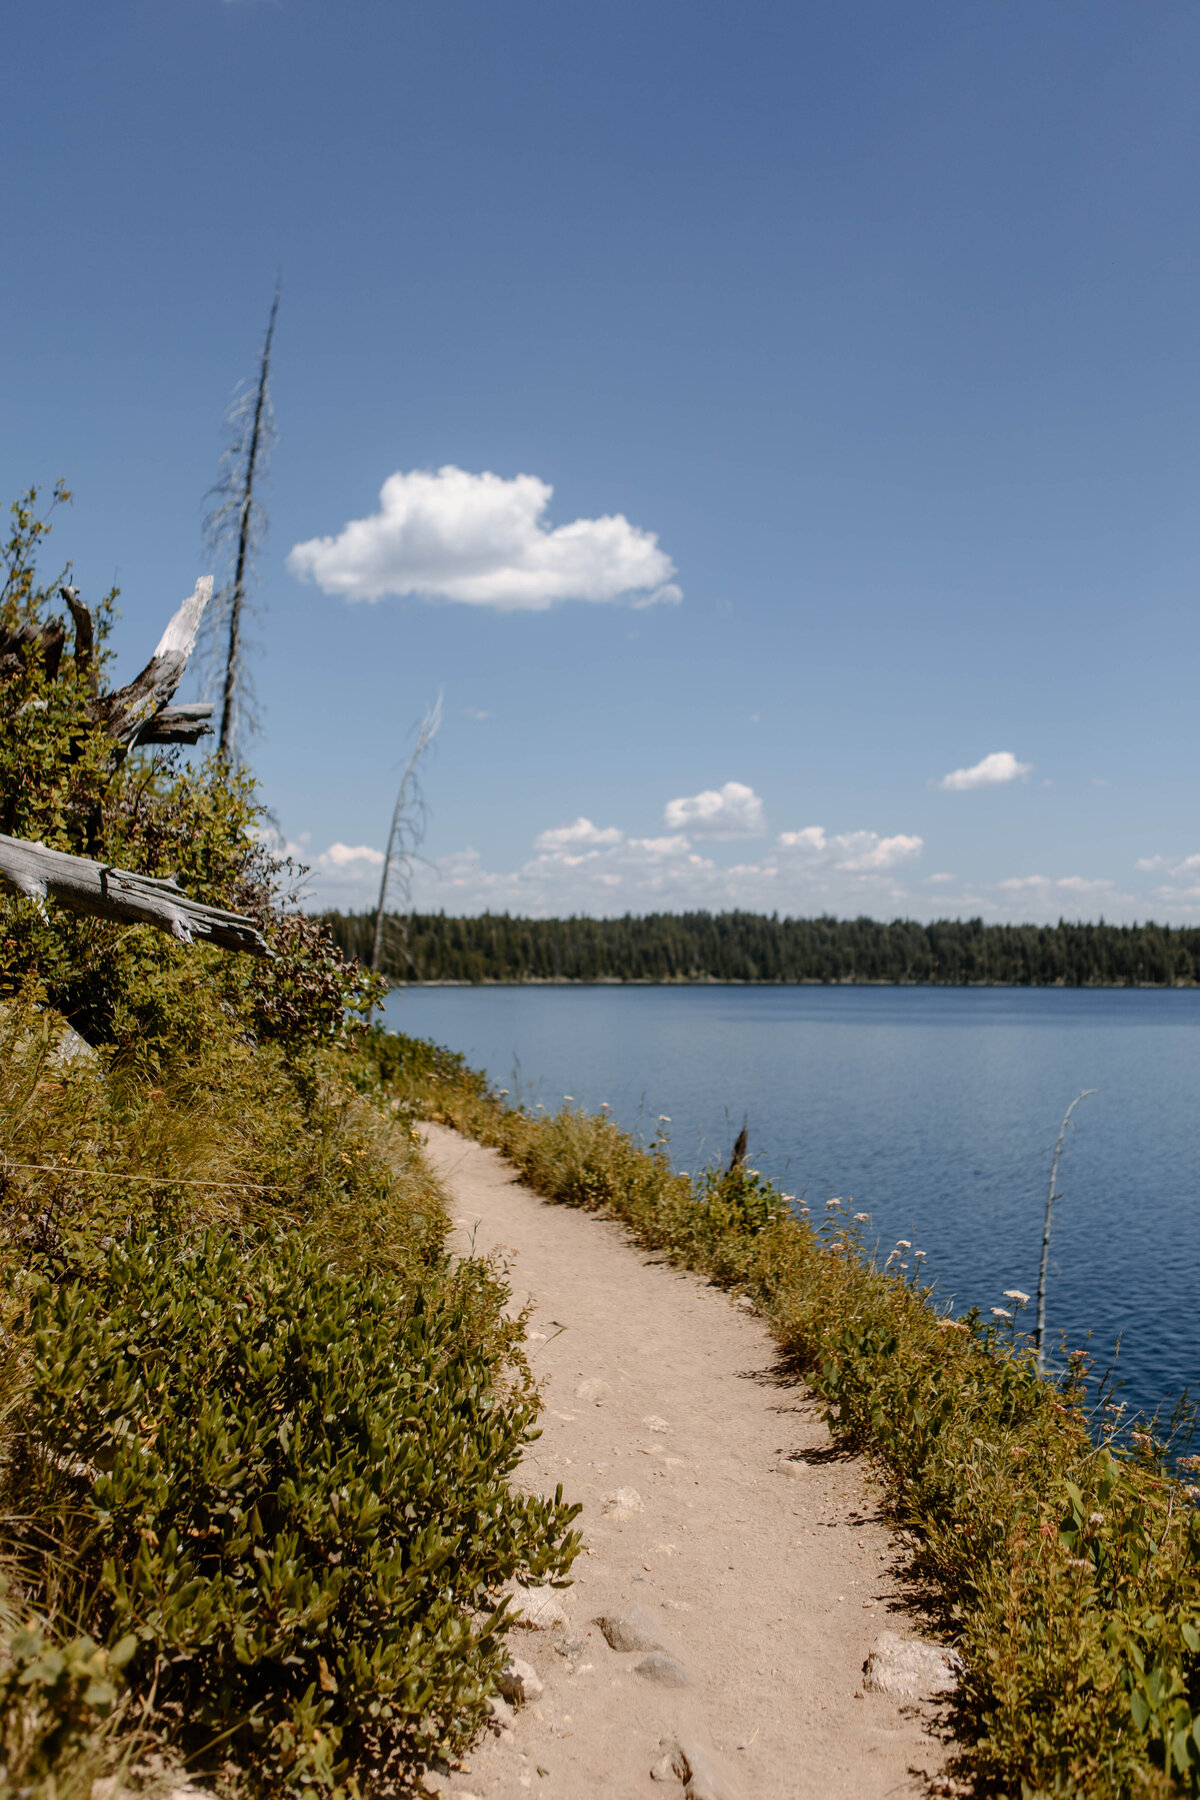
663 781 766 840
320 841 384 868
534 817 624 852
1056 875 1115 895
1093 777 1111 788
999 873 1113 896
288 465 681 611
777 826 922 873
748 713 760 724
938 750 1033 792
465 708 493 720
927 872 956 884
1136 855 1167 872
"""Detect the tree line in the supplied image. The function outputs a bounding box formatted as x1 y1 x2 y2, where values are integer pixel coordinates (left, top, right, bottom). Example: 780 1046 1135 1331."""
319 909 1200 986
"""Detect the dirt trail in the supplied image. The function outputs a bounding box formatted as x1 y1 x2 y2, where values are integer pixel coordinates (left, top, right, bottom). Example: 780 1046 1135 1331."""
421 1124 953 1800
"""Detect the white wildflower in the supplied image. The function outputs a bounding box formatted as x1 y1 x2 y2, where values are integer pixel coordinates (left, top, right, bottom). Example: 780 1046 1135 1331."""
1003 1289 1030 1306
1089 1511 1104 1525
991 1307 1012 1320
853 1212 870 1222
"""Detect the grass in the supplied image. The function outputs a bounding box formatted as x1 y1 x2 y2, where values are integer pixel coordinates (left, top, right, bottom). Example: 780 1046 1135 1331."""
352 1026 1200 1800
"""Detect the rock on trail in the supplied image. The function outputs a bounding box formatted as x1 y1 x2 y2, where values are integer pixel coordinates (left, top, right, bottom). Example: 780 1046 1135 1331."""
421 1123 954 1799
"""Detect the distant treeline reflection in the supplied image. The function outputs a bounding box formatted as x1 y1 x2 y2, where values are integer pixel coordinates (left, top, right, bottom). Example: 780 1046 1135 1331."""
319 910 1200 987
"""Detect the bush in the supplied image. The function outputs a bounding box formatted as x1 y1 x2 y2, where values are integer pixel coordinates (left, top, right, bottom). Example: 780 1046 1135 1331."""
18 1225 580 1794
0 484 380 1059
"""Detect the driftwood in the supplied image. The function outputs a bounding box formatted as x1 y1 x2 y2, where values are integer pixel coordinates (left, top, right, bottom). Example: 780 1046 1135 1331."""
0 832 271 957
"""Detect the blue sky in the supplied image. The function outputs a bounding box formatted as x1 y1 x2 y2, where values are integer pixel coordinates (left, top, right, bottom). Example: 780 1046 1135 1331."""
6 1 1200 921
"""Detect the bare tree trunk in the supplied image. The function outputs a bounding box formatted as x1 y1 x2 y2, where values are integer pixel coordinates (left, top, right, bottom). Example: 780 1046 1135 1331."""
217 286 279 759
1035 1089 1096 1375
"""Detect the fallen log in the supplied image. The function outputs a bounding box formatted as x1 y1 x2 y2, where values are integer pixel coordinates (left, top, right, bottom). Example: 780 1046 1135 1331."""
0 832 271 957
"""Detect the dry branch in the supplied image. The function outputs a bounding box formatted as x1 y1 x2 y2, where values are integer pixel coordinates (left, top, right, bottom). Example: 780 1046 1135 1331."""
134 702 215 746
102 576 214 744
0 831 271 957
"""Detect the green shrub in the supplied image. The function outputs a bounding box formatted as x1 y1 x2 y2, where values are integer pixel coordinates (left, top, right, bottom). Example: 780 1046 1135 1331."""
0 484 381 1060
0 1621 139 1800
20 1226 580 1794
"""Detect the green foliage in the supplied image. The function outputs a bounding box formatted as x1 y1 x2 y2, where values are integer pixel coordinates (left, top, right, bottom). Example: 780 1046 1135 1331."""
0 1620 138 1800
325 907 1200 988
383 1035 1200 1799
0 484 383 1058
20 1227 579 1794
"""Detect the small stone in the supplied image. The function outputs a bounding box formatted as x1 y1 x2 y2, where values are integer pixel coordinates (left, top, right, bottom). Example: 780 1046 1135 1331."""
602 1486 644 1519
575 1377 613 1404
594 1607 666 1653
776 1457 804 1478
654 1739 691 1781
655 1738 743 1800
508 1582 568 1630
487 1694 515 1728
862 1630 961 1698
634 1651 688 1687
679 1741 743 1800
497 1657 544 1705
642 1414 671 1432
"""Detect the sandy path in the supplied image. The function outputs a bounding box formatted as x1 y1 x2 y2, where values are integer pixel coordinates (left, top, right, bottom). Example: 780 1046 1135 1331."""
422 1124 951 1800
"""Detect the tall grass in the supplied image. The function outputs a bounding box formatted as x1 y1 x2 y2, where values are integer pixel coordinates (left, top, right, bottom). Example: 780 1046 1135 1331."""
355 1027 1200 1800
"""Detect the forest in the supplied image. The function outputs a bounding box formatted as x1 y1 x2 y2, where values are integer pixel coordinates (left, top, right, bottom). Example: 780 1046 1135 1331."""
322 908 1200 986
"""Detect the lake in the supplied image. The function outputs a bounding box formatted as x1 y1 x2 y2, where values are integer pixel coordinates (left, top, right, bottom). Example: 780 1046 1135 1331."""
382 983 1200 1423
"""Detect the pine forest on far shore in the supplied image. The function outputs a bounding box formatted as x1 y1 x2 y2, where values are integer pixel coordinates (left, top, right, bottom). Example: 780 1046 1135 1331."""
320 908 1200 987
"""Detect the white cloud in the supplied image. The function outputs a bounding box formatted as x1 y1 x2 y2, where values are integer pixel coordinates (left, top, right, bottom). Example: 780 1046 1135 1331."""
534 817 624 852
663 781 765 839
321 841 384 868
927 872 956 884
998 874 1115 897
287 465 681 611
938 750 1033 792
1136 852 1200 877
776 826 923 872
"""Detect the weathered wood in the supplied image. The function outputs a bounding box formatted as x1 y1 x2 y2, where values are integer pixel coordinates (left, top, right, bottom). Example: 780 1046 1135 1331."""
134 702 215 746
0 831 271 957
60 585 97 691
102 576 213 745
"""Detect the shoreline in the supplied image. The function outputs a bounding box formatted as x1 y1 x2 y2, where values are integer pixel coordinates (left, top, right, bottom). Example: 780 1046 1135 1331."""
385 975 1200 989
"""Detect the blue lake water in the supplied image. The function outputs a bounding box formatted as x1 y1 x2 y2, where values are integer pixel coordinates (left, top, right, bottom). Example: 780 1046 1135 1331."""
382 984 1200 1422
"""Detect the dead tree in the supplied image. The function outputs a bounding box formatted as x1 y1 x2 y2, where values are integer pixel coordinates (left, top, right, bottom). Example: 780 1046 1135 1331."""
371 693 443 978
202 285 280 762
0 577 268 956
